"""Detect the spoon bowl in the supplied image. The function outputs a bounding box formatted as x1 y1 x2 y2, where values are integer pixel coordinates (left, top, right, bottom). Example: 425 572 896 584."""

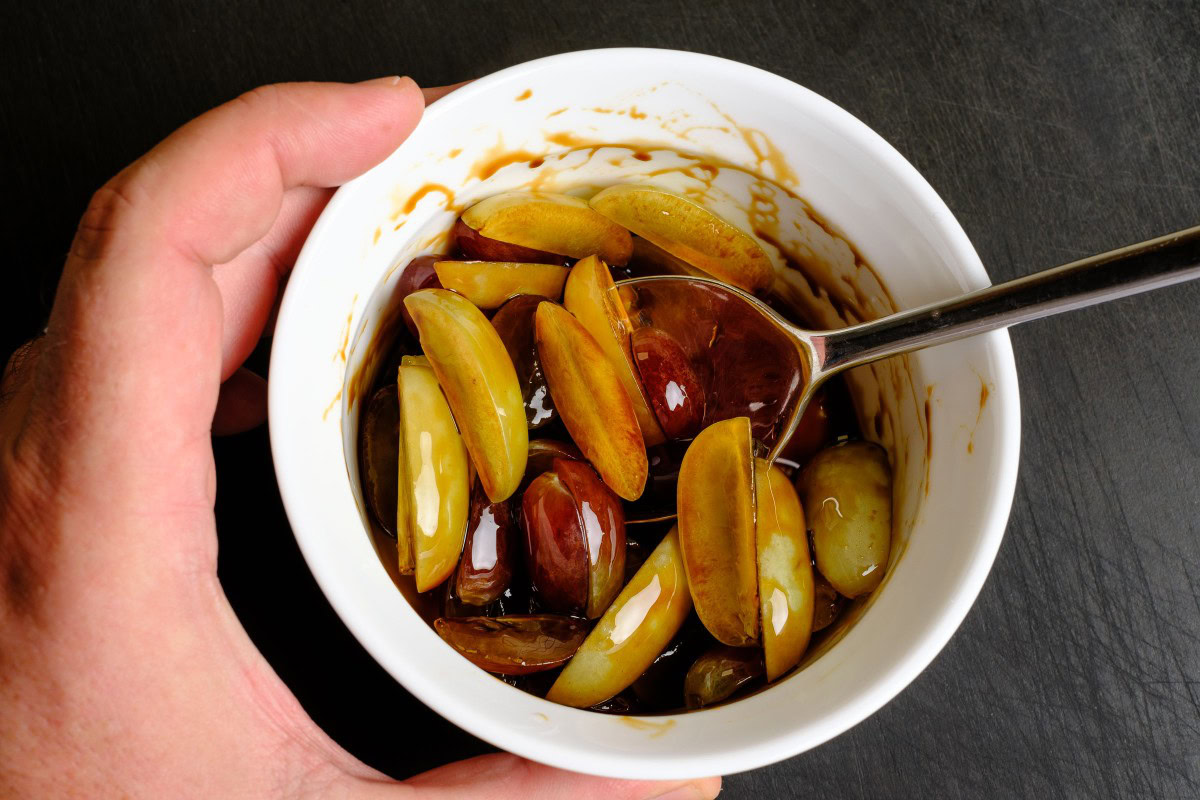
615 276 812 461
618 222 1200 461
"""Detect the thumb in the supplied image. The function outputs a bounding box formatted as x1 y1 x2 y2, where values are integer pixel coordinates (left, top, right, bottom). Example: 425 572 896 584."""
20 78 424 520
348 753 720 800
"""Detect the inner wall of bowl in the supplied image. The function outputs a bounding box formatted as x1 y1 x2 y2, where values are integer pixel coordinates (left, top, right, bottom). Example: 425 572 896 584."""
341 147 925 674
271 51 1016 778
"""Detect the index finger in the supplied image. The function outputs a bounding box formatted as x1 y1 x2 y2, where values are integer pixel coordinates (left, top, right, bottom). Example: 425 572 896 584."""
72 77 425 269
29 78 425 497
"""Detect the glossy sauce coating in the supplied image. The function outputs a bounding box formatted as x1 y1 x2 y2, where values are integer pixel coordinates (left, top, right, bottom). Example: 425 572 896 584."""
630 326 706 440
754 459 814 681
491 295 557 429
547 527 692 708
520 438 583 492
360 384 399 538
535 301 648 501
521 471 590 613
453 218 568 265
405 288 529 502
684 646 765 709
455 485 517 606
554 458 626 617
435 615 587 675
798 441 891 598
676 417 759 646
397 362 470 591
355 184 884 717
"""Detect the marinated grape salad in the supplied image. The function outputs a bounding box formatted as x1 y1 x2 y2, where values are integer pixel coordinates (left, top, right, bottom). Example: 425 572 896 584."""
358 187 893 713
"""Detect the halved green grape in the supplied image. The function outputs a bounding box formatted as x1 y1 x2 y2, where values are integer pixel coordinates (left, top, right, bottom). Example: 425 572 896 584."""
677 417 759 646
434 261 569 310
546 527 692 708
460 191 633 265
797 442 892 598
397 362 470 591
562 255 665 445
684 646 765 709
754 458 813 682
590 184 773 292
404 289 528 502
534 301 648 501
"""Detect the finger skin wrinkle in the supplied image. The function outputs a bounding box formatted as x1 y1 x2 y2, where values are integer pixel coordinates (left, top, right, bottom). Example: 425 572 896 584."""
0 339 41 414
70 179 147 264
0 447 60 621
244 234 293 284
234 83 324 183
2 340 41 387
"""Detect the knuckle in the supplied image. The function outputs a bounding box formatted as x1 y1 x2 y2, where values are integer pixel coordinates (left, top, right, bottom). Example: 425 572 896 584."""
232 83 283 116
70 178 143 262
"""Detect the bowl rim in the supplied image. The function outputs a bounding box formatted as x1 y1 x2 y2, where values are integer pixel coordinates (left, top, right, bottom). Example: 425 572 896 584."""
269 46 1021 778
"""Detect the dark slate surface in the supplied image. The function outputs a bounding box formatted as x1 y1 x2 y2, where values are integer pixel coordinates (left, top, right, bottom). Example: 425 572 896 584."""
4 1 1199 797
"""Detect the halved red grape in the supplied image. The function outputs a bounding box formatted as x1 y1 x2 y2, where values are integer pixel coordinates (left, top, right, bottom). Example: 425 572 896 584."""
455 485 518 606
453 218 568 265
397 255 443 338
813 572 843 633
553 458 626 618
491 295 557 429
630 326 706 440
360 384 399 538
521 459 627 618
521 471 589 614
434 615 587 675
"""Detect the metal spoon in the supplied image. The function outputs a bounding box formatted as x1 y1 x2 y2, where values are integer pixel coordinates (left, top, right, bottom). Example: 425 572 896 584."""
617 224 1200 464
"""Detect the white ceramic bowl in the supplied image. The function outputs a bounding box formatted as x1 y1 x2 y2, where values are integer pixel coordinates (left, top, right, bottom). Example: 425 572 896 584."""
269 48 1020 779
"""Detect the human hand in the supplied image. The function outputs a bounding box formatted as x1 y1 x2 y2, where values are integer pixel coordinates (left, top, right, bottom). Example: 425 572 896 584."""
0 76 720 800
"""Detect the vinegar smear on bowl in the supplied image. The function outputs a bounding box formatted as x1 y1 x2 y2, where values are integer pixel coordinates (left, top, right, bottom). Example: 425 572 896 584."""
355 168 894 715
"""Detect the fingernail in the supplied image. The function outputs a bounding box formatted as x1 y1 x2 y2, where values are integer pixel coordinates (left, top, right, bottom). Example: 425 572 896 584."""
358 75 416 89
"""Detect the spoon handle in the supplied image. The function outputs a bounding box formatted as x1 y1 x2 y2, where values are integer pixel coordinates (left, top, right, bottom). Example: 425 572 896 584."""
811 224 1200 378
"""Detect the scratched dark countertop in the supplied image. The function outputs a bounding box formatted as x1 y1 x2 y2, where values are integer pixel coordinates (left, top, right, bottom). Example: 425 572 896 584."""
4 1 1199 797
